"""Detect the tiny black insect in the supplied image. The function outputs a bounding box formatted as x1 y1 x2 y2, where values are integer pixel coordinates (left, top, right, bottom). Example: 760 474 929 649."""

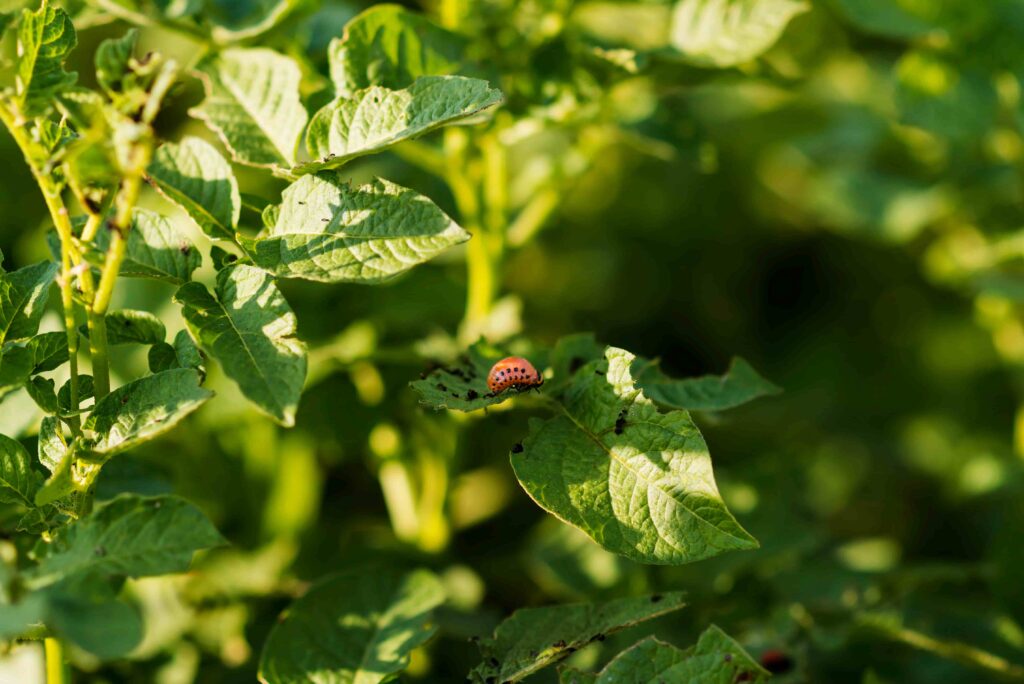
650 594 663 603
614 408 627 435
553 640 567 649
568 356 585 374
436 383 447 392
594 369 605 376
511 443 523 453
466 389 479 400
489 657 499 667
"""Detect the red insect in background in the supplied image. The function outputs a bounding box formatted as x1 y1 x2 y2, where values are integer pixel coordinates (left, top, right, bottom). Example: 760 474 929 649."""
487 357 543 394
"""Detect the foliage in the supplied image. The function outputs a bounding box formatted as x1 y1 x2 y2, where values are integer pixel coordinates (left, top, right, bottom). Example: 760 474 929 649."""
0 0 1020 682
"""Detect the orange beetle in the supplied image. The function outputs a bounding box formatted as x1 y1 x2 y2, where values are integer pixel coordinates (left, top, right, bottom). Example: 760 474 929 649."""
487 356 543 394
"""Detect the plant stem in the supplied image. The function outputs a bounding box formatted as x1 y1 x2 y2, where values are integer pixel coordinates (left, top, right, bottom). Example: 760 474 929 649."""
0 103 83 432
90 173 141 400
44 637 69 684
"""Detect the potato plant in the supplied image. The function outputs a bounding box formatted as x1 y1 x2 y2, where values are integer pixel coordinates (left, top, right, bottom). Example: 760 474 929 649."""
0 0 1020 683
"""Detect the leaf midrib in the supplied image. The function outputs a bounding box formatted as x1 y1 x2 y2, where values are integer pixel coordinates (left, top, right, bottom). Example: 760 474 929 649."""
554 399 752 549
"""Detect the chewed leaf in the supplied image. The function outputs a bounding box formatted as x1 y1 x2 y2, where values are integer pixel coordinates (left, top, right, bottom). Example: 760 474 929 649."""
410 342 530 411
633 356 780 411
249 174 469 283
469 592 686 683
296 76 502 174
512 347 758 565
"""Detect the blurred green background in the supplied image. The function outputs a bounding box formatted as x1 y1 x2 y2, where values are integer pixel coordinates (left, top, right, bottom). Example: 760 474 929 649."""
4 0 1024 682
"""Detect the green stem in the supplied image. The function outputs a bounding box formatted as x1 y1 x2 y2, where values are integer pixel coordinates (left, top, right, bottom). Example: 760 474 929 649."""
44 637 69 684
0 102 82 432
866 621 1024 680
89 0 209 40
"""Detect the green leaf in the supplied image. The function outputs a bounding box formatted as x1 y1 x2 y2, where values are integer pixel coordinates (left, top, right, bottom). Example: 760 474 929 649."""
15 3 77 117
0 591 46 639
26 493 225 589
175 265 306 426
633 357 780 411
829 0 945 39
25 376 57 414
82 369 212 456
47 592 143 659
58 374 94 416
512 347 758 565
669 0 808 67
206 0 300 42
89 210 201 285
148 136 241 242
27 331 69 373
469 592 687 683
328 4 468 94
580 627 768 683
298 77 502 174
410 341 527 411
37 415 66 472
249 174 470 283
0 433 41 507
259 568 445 684
34 435 75 507
95 28 137 96
190 48 308 168
0 344 35 400
148 330 203 374
0 261 58 344
80 309 166 346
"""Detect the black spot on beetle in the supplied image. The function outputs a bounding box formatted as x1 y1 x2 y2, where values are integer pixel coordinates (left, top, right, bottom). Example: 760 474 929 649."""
511 443 523 453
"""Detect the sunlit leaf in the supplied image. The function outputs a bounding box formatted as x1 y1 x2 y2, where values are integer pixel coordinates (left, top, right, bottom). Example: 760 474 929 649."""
15 3 77 117
669 0 808 67
191 48 308 168
87 210 201 285
148 137 241 242
0 433 41 507
250 174 470 283
512 347 758 564
82 369 212 456
80 309 166 346
0 261 57 344
259 568 445 684
298 76 502 174
175 265 306 426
